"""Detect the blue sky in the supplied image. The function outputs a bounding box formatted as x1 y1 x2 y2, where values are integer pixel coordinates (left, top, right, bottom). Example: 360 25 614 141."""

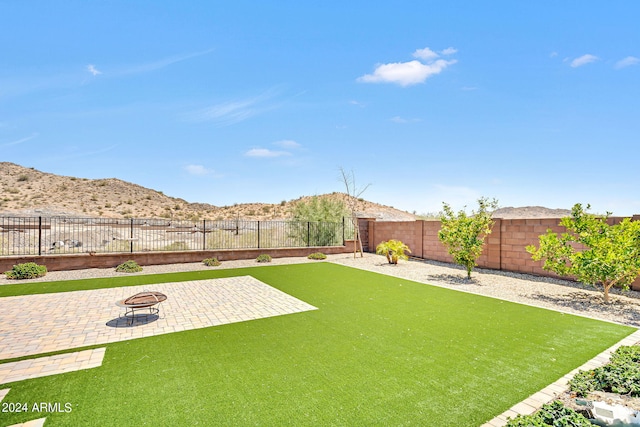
1 1 639 216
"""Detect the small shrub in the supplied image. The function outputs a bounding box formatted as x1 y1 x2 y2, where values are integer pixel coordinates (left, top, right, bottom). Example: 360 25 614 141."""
569 345 640 397
307 252 327 260
17 174 29 182
115 260 143 273
203 257 221 267
376 239 411 264
505 401 592 427
5 262 47 279
256 254 272 263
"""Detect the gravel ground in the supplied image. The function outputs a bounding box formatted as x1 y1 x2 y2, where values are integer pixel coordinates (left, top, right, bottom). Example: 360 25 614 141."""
2 253 640 327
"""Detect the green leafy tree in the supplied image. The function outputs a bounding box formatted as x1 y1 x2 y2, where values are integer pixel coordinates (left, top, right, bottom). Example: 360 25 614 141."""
438 197 498 279
290 196 349 246
526 203 640 303
376 239 411 264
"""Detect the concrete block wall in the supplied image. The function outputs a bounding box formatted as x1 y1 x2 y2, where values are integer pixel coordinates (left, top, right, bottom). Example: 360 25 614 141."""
368 220 424 258
361 217 640 291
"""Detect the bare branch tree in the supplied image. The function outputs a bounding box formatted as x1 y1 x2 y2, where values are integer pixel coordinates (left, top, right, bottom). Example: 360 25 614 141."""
339 167 371 258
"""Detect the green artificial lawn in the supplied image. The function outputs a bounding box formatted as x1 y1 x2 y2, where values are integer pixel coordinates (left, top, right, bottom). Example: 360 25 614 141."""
0 263 635 426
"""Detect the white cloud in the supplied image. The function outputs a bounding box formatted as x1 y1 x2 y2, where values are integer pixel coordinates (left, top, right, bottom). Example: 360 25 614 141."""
615 56 640 69
549 51 558 58
358 58 457 87
245 148 291 158
570 54 598 68
118 49 215 76
413 47 439 61
441 47 458 55
359 46 457 87
274 140 300 149
185 164 213 176
1 132 38 147
390 116 420 124
87 65 102 76
189 89 279 126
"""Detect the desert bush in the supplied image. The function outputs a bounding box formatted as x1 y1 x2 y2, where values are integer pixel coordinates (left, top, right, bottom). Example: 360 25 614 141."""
289 196 348 246
17 174 29 182
5 262 47 279
256 254 272 263
203 257 221 267
115 260 143 273
307 252 327 260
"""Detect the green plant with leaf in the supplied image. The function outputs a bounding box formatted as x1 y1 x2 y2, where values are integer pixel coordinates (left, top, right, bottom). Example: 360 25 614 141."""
505 401 592 427
438 197 498 279
569 345 640 397
5 262 47 279
307 252 327 260
527 203 640 302
376 239 411 264
256 254 272 263
289 196 349 246
115 260 143 273
202 257 221 267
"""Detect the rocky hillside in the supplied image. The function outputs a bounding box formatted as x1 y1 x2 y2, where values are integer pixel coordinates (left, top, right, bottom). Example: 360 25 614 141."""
0 162 416 221
492 206 571 219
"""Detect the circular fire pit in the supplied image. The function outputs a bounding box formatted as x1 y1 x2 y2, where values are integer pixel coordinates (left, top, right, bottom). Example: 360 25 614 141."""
116 291 167 325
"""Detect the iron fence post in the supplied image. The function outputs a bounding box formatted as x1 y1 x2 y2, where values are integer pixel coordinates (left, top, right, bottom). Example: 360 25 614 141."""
130 218 134 253
342 217 345 246
307 222 310 247
203 219 206 250
257 221 261 249
38 216 42 256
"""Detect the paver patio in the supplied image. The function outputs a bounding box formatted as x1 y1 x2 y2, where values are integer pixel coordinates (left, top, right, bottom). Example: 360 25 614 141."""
0 276 317 360
0 348 106 385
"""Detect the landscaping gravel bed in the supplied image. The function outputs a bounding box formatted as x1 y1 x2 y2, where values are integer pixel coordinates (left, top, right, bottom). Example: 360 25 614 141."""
2 253 640 327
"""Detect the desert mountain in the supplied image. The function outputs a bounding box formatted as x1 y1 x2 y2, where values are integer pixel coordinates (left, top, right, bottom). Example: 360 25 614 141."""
492 206 572 219
0 162 417 221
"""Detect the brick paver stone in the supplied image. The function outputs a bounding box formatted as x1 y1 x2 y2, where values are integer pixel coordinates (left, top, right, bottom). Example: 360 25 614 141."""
6 418 47 427
0 276 317 360
0 348 105 385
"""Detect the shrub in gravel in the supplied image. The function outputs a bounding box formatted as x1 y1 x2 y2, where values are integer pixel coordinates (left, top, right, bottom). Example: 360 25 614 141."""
256 254 272 263
203 257 221 267
307 252 327 260
5 262 47 279
115 260 143 273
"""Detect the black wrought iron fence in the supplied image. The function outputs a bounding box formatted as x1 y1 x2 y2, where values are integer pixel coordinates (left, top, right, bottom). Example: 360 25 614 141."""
0 216 355 256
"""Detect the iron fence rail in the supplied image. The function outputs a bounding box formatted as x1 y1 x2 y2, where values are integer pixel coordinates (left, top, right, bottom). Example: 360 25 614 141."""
0 216 354 256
